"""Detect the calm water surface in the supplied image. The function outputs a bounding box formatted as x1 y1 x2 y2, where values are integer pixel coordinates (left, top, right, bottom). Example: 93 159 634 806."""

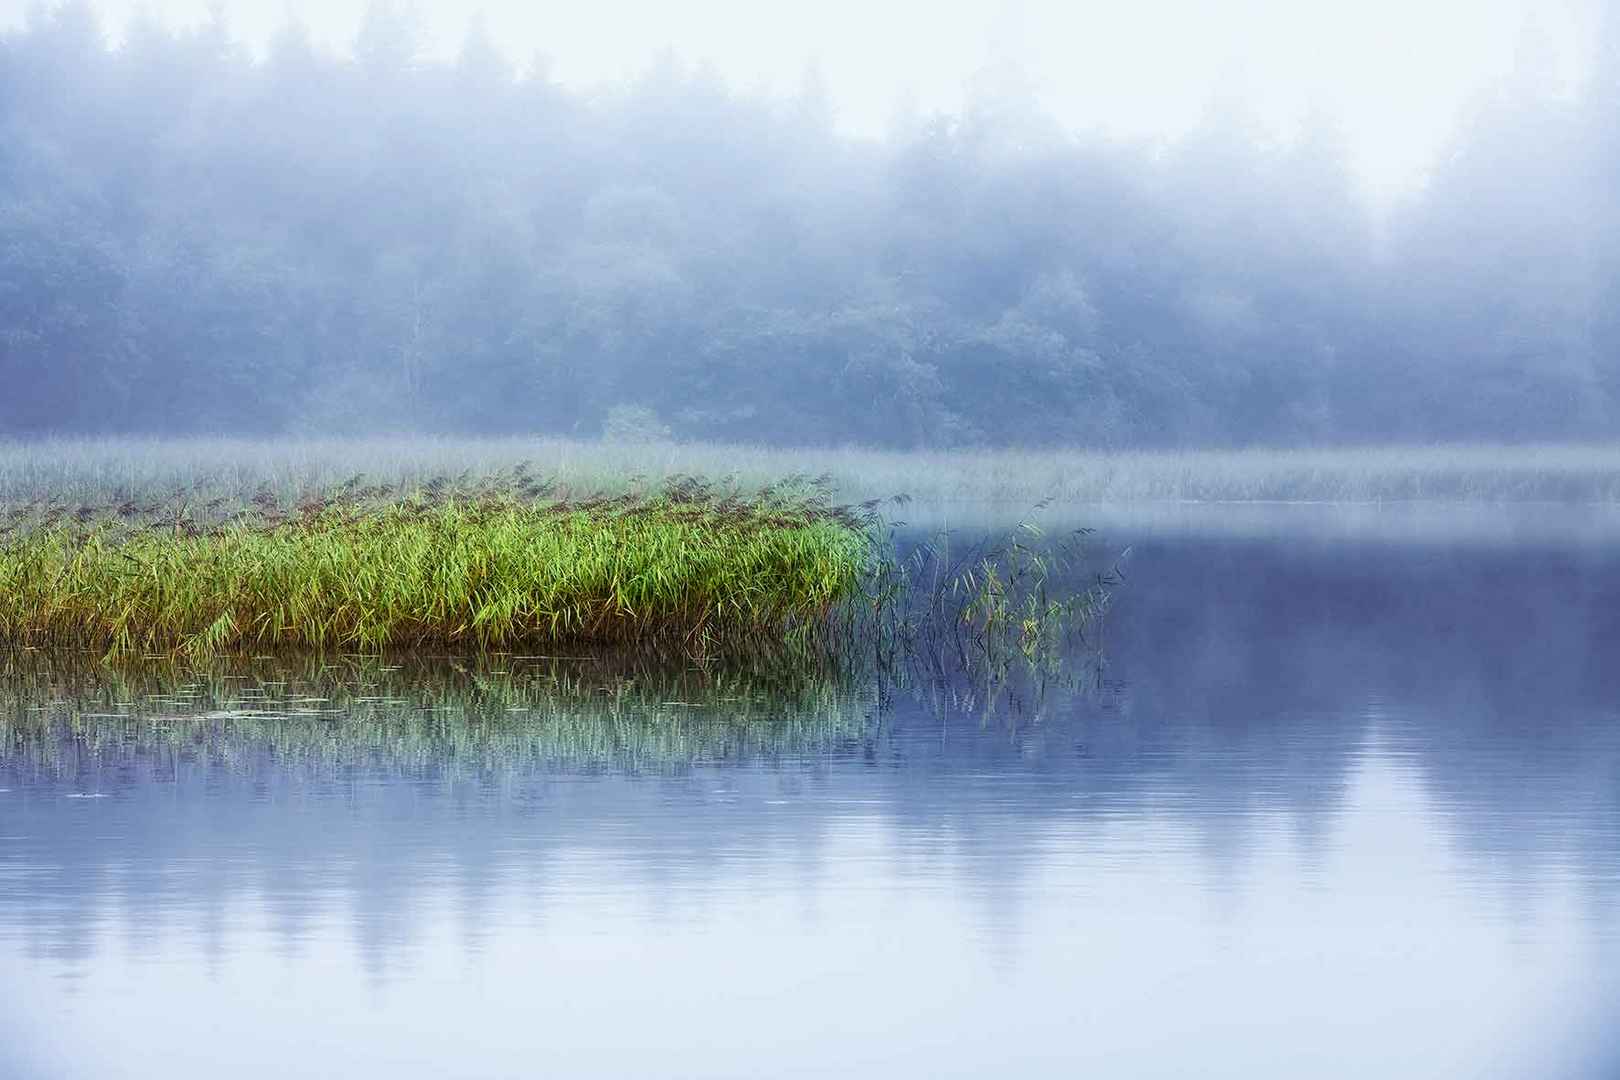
3 507 1619 1079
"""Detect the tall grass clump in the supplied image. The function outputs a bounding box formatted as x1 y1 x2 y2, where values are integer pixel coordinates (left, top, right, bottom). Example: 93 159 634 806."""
0 475 869 658
853 500 1127 680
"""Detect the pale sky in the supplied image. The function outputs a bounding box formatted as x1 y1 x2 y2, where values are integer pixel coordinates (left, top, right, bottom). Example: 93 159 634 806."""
0 0 1600 200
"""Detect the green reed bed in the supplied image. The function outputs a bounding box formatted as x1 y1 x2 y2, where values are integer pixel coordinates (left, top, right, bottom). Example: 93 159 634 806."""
0 478 871 658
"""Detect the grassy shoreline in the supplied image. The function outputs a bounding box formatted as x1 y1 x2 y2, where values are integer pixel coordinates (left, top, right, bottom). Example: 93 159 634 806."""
6 437 1620 505
0 482 870 657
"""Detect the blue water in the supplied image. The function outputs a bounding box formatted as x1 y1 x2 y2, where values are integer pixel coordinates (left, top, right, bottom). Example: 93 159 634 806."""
2 508 1618 1078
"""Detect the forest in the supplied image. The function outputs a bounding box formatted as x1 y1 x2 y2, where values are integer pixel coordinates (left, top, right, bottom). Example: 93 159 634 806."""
2 2 1618 448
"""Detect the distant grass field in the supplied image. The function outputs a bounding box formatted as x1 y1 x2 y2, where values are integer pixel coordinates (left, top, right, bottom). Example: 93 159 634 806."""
4 437 1620 505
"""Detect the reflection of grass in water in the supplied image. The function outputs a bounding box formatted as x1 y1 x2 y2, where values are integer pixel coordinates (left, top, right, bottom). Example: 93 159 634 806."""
0 652 878 776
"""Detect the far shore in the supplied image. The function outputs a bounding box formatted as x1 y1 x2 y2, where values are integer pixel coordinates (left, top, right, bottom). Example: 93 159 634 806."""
5 437 1620 506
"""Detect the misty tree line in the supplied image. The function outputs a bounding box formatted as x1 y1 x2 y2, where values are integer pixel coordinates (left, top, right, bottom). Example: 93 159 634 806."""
2 2 1618 446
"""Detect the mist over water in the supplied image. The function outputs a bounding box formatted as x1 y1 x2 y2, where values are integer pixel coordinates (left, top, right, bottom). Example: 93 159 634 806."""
3 512 1618 1078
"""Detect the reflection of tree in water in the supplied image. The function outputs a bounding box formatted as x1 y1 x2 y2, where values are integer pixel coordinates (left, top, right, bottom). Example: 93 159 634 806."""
3 536 1619 978
1106 537 1620 923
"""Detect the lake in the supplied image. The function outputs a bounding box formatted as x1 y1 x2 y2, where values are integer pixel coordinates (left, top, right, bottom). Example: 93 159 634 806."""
3 505 1619 1079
